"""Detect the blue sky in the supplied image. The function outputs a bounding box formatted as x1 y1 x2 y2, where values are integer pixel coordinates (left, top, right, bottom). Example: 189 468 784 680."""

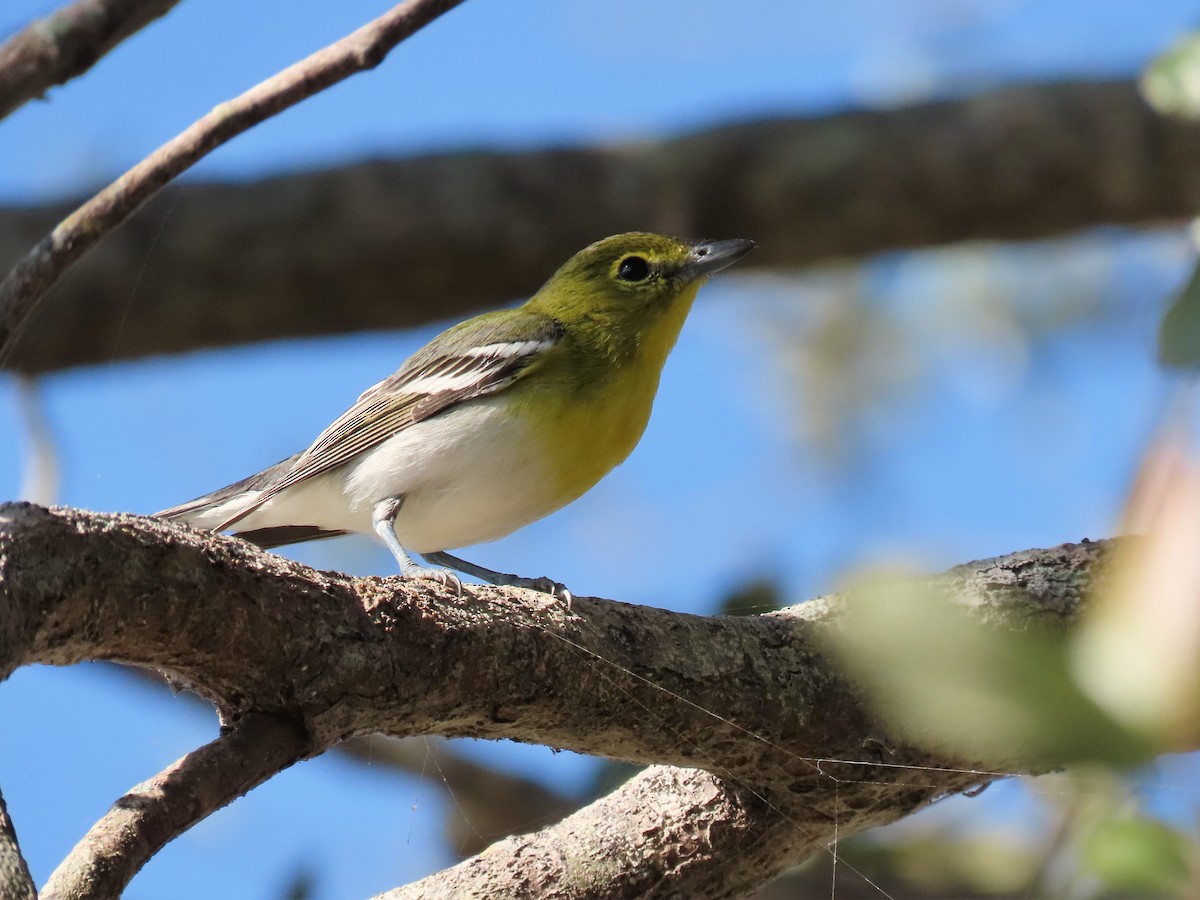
2 0 1200 201
1 1 1198 897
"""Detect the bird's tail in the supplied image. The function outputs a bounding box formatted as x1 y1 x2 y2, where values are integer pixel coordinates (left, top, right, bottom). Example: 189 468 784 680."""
154 453 298 524
154 452 349 548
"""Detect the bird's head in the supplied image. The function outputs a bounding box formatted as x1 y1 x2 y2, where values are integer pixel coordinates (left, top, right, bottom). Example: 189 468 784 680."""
526 232 755 341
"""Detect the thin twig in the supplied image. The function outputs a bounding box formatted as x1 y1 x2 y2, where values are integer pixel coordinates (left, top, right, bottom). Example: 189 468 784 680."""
0 0 184 121
41 711 311 900
0 787 36 900
0 0 467 362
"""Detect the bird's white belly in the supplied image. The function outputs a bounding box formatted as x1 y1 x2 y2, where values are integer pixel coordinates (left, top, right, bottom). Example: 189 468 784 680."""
344 397 558 553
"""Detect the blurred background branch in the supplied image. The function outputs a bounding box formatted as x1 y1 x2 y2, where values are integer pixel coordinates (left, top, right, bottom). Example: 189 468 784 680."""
339 736 580 858
3 78 1198 373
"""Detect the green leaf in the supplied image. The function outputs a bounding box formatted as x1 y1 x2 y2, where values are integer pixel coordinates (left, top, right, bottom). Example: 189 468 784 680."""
1082 817 1191 895
825 578 1151 768
1142 31 1200 118
1159 259 1200 370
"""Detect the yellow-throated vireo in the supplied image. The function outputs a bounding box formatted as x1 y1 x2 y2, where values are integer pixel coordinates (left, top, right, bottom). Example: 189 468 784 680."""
157 232 755 600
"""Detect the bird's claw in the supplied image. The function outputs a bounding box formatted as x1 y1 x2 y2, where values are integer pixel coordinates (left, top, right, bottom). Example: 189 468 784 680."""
403 565 463 595
436 569 464 595
521 576 573 608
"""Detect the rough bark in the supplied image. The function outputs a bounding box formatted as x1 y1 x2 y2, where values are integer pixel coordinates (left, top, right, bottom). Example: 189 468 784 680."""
0 788 36 900
382 768 825 900
0 0 183 121
0 502 1121 898
2 78 1197 374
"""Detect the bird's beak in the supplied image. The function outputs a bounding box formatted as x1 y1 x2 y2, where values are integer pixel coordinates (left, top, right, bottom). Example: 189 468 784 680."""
682 238 757 282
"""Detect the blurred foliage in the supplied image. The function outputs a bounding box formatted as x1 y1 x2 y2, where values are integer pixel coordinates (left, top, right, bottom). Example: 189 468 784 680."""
1159 255 1200 370
746 233 1180 468
761 773 1197 898
1142 31 1200 119
825 574 1150 769
1076 431 1200 747
1037 770 1195 898
1082 816 1190 895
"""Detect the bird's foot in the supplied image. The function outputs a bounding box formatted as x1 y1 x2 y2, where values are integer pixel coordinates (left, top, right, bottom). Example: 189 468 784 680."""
420 551 572 606
503 575 573 607
401 563 463 594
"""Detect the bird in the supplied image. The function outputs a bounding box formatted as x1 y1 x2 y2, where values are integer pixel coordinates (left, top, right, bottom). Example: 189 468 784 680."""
156 232 755 600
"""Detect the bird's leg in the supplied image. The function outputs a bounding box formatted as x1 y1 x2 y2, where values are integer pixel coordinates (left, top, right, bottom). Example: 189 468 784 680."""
422 550 572 605
371 499 462 592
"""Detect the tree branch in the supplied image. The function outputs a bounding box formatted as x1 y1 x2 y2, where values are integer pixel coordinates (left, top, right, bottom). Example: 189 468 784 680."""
0 0 183 121
3 79 1198 373
0 503 879 775
0 787 35 900
0 0 467 364
381 767 829 900
41 711 311 900
0 502 1124 896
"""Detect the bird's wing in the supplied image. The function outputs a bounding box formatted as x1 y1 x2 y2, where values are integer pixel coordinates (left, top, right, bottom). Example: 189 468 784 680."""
212 314 564 532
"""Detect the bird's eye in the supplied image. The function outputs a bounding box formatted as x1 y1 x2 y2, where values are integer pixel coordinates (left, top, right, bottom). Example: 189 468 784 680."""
617 256 651 282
